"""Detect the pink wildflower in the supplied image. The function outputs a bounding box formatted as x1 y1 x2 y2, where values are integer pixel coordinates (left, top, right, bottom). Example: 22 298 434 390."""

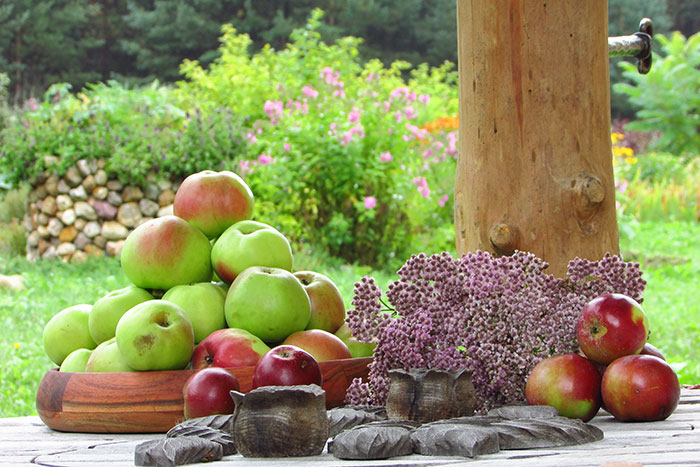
418 94 430 105
413 177 430 198
263 100 284 119
364 196 377 209
380 151 393 162
404 106 416 119
391 87 409 99
348 109 361 123
258 154 273 166
302 85 319 98
439 194 449 207
284 142 291 151
239 160 251 176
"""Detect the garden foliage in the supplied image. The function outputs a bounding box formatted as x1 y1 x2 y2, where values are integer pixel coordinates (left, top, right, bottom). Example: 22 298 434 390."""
614 32 700 158
177 10 459 265
1 10 459 266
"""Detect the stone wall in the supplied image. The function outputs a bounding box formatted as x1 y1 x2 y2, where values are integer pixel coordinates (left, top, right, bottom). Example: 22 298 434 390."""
23 158 182 262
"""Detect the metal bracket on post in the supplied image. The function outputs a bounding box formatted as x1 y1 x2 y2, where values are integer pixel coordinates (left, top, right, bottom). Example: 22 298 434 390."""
608 18 654 74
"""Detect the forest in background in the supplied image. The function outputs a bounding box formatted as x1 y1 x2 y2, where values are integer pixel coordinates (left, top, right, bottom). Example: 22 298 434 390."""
1 0 697 117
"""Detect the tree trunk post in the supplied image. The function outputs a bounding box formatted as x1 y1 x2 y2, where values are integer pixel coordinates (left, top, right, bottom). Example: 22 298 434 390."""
454 1 620 277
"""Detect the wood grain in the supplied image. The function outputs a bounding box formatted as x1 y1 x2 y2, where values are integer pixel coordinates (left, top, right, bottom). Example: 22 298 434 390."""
36 357 371 434
454 1 620 277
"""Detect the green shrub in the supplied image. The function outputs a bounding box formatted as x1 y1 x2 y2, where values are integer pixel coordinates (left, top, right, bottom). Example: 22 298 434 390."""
1 10 460 267
0 184 30 257
0 81 248 187
178 10 459 266
614 32 700 158
615 154 700 223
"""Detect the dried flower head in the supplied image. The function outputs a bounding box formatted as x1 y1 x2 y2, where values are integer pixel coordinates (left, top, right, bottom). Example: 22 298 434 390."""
345 251 645 412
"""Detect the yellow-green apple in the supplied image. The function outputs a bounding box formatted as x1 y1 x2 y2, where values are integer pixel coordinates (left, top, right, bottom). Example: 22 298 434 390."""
602 354 680 422
293 271 346 333
85 337 135 372
59 348 93 372
120 215 212 291
282 329 352 362
211 220 293 284
576 293 649 365
162 282 227 343
525 353 602 422
115 300 194 371
225 266 310 344
252 345 323 388
183 367 240 419
334 323 376 358
43 304 97 366
173 170 254 239
191 328 271 370
89 286 154 344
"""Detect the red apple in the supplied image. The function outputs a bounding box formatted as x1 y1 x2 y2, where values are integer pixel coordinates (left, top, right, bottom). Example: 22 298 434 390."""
576 293 649 365
173 170 254 239
183 367 240 419
252 345 323 389
525 353 602 422
191 328 271 370
294 271 346 333
281 329 352 362
601 354 680 422
640 342 665 360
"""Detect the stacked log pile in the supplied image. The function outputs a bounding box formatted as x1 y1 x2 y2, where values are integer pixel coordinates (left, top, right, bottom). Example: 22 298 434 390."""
23 158 181 262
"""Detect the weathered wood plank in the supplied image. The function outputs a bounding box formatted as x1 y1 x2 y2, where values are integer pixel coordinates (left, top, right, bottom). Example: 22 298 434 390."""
1 389 698 466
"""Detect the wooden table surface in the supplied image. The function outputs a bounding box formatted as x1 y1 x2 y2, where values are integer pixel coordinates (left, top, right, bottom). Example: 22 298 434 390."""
2 388 699 467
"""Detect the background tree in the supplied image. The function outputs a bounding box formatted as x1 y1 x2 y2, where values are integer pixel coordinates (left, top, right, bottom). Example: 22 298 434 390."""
0 0 697 114
120 0 239 82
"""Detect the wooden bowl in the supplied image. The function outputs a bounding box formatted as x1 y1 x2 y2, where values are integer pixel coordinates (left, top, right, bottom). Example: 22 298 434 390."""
36 357 371 434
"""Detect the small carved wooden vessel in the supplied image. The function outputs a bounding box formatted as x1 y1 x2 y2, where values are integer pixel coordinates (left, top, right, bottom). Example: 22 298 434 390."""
385 368 476 423
231 385 329 457
36 357 371 433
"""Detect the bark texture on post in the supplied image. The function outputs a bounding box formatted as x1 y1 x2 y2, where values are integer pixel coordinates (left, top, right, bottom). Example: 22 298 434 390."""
454 0 620 277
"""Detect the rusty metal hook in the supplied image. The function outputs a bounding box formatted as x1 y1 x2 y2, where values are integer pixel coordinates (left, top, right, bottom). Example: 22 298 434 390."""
608 18 654 74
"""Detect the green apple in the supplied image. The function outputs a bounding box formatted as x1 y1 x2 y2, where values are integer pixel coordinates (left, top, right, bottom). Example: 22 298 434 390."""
85 337 135 372
225 266 310 344
43 304 97 366
120 215 213 291
115 300 194 371
211 220 293 284
89 286 154 344
335 323 377 358
162 282 227 343
59 348 93 372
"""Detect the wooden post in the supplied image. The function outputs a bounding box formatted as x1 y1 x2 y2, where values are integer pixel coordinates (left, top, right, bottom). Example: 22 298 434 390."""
454 1 620 277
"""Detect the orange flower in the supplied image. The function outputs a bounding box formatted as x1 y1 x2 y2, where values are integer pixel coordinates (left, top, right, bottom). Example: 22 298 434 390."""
421 115 459 134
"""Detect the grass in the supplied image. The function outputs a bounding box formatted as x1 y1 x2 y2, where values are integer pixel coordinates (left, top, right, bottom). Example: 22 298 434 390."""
619 220 700 384
1 220 698 418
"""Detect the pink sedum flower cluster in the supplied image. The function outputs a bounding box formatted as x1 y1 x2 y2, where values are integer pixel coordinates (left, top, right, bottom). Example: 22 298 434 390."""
344 250 646 412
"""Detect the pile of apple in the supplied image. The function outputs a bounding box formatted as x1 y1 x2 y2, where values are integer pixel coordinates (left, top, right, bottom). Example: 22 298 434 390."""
525 293 681 422
42 170 377 413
